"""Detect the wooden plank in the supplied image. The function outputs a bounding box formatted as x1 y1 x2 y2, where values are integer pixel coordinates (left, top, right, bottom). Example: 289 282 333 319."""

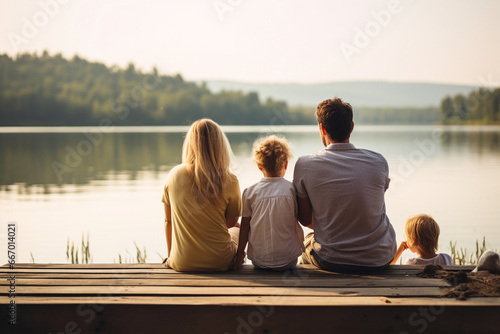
1 268 420 276
2 295 500 306
1 277 451 287
0 268 443 279
2 272 422 281
0 273 469 283
0 268 458 277
0 273 429 283
2 263 476 271
11 285 446 297
0 267 423 277
0 264 475 274
0 270 397 278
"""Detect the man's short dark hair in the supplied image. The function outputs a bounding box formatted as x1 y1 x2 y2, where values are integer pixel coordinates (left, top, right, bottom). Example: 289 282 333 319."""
316 97 353 142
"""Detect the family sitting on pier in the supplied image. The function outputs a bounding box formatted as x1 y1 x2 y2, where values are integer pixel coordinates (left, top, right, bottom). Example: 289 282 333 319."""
161 97 453 273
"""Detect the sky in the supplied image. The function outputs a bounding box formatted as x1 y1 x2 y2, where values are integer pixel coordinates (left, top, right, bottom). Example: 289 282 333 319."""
0 0 499 86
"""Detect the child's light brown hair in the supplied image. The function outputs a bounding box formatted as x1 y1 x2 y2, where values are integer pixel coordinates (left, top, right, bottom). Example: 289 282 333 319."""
253 135 292 176
405 214 440 253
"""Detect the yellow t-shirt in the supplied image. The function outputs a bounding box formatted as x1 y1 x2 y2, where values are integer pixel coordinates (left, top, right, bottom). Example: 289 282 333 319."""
162 164 241 271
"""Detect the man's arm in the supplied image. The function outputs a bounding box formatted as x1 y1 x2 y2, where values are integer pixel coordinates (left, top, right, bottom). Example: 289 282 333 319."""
297 196 314 229
163 203 172 257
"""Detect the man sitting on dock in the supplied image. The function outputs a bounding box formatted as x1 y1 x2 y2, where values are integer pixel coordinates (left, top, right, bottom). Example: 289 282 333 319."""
293 97 397 273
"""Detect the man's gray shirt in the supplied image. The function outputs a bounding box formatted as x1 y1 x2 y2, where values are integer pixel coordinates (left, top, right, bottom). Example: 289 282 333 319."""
293 143 396 267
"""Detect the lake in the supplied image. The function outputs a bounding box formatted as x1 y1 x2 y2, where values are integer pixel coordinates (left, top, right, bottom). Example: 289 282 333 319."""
1 125 500 264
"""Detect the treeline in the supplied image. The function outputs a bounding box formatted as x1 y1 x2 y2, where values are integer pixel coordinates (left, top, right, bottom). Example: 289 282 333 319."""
0 52 312 126
290 105 440 124
0 52 460 126
440 87 500 124
355 106 439 124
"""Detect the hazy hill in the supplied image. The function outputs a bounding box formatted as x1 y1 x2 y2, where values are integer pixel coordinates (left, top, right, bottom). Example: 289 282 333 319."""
205 80 479 107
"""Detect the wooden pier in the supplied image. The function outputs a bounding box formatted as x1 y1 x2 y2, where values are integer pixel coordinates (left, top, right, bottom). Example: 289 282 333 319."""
1 263 498 333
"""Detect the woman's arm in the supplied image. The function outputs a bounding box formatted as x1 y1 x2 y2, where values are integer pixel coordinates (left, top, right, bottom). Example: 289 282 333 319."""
233 216 251 270
164 203 172 257
391 241 408 265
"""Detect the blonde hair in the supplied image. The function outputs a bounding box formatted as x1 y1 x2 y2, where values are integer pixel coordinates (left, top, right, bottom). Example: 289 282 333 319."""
405 214 440 253
253 135 292 176
182 118 236 205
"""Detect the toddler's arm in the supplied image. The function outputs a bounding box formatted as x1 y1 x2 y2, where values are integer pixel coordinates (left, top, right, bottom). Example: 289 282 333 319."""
390 241 408 265
233 216 251 270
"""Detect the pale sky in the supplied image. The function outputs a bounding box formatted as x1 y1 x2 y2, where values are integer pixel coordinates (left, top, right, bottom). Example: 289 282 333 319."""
1 0 499 85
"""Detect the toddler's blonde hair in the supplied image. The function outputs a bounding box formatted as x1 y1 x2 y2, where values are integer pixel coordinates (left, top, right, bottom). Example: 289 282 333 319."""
405 214 440 253
253 135 292 176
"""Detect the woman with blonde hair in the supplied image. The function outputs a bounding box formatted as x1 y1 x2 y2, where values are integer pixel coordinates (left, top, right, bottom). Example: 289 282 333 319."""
161 119 241 271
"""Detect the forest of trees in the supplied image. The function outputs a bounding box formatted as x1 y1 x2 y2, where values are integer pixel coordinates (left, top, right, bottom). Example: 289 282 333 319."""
440 87 500 124
3 52 492 126
0 52 312 126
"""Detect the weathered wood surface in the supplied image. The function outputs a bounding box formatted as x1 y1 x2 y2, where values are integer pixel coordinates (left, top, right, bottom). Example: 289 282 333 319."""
1 263 498 334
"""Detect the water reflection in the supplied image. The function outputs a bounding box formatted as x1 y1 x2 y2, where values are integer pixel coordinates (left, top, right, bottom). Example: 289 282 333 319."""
0 132 185 193
440 130 500 157
1 127 500 194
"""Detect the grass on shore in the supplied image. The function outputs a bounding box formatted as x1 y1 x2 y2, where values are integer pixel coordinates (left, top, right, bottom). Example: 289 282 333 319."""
114 242 148 264
449 237 493 265
66 232 91 264
65 234 151 264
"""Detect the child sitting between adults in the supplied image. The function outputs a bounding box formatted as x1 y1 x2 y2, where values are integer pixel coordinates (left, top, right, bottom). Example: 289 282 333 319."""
233 135 304 271
391 214 453 265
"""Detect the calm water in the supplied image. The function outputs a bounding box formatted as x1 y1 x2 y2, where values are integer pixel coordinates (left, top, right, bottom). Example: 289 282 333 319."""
1 125 500 264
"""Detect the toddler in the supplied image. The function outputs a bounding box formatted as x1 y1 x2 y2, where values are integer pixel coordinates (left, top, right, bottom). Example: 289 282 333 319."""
391 214 453 265
234 135 304 271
